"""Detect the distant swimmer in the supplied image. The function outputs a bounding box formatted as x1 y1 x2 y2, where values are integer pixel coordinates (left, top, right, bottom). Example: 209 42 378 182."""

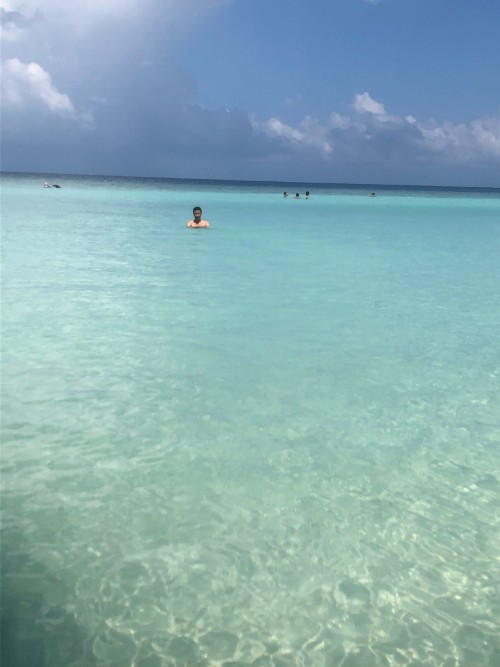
305 191 310 199
44 182 52 188
283 191 289 198
187 206 210 228
371 192 376 197
295 193 300 199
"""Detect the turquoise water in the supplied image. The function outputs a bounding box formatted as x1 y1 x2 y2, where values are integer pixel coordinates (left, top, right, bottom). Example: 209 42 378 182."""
1 173 500 667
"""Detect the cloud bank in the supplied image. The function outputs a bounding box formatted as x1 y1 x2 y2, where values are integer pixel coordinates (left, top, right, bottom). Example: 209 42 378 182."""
254 92 500 169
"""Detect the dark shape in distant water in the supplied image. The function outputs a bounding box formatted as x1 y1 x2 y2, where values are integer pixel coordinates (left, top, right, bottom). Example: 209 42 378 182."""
52 184 62 188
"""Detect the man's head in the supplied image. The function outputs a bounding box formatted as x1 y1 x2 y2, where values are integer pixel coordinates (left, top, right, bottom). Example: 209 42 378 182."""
193 206 202 221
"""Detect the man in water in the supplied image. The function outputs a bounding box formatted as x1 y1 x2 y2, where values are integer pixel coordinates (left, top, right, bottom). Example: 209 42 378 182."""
187 206 210 228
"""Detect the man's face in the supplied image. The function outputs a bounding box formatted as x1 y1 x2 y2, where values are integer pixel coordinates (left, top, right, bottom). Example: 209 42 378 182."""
193 209 202 221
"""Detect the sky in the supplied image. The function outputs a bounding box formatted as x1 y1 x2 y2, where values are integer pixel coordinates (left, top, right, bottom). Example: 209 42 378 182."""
1 0 499 187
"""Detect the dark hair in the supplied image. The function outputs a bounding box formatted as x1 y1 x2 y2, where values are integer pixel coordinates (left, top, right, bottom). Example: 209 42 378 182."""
193 206 202 213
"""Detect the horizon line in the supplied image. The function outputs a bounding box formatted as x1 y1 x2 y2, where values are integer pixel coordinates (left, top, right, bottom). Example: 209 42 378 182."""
1 170 499 192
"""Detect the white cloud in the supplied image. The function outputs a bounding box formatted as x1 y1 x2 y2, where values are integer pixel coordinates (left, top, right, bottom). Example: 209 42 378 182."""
352 92 400 125
354 92 386 116
0 0 230 131
470 116 500 158
418 115 500 161
330 112 351 130
1 57 79 115
252 114 332 158
253 93 500 167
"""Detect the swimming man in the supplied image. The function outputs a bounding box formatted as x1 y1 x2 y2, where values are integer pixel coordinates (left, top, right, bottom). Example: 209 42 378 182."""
187 206 210 228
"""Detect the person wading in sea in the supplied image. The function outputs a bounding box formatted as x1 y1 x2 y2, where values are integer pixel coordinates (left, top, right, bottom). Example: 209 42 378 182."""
187 206 210 228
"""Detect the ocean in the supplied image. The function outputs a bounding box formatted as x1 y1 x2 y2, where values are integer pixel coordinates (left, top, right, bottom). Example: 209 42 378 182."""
1 172 499 667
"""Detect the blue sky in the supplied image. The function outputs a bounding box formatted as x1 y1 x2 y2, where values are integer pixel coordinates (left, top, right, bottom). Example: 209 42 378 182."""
1 0 499 186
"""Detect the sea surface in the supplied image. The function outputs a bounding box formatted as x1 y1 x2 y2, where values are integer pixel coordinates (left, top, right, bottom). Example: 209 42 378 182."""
1 172 500 667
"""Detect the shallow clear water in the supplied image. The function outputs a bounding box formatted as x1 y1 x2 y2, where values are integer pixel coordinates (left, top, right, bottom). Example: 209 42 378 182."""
1 173 500 667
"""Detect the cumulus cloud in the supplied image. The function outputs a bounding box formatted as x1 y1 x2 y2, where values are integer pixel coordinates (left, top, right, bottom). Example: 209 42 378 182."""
354 92 386 116
0 0 232 128
418 115 500 161
2 57 73 113
330 112 351 130
471 115 500 157
252 93 500 168
253 115 332 158
1 57 94 128
353 92 401 125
